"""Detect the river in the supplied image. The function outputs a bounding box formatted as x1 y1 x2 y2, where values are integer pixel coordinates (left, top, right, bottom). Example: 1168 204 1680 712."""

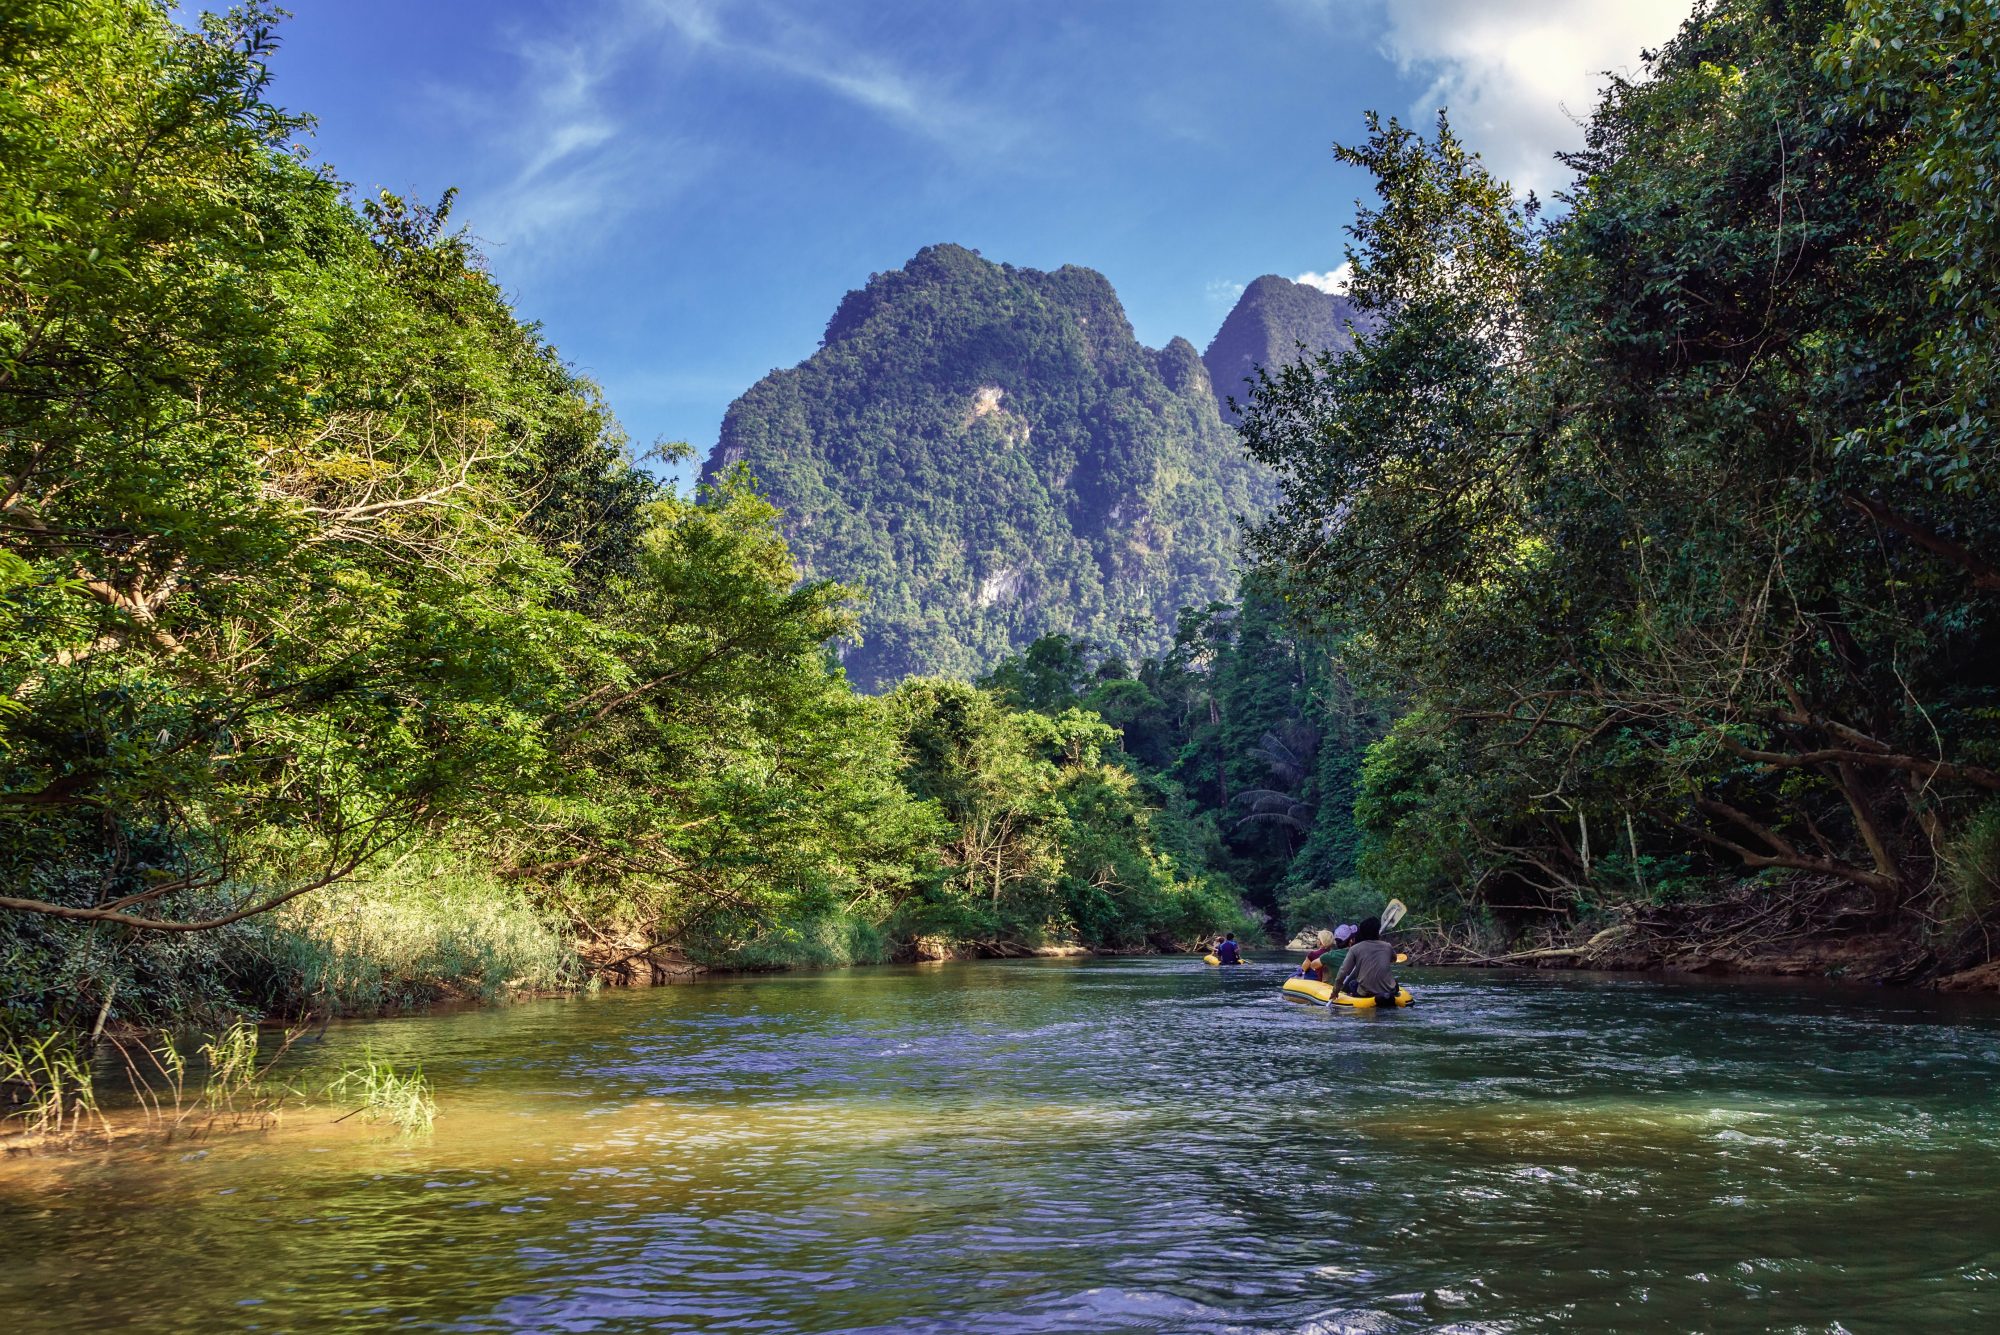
3 958 1998 1331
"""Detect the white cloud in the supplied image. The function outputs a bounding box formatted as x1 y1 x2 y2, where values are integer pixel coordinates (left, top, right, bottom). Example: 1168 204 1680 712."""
1374 0 1695 195
1206 278 1247 305
1294 264 1352 294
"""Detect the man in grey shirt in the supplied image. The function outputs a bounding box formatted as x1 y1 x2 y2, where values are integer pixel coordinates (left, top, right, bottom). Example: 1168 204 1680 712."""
1335 916 1399 1002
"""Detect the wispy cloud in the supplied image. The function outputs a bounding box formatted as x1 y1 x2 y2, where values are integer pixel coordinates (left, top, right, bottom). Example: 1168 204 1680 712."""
436 0 1018 273
1206 278 1247 305
642 0 1021 153
437 19 705 271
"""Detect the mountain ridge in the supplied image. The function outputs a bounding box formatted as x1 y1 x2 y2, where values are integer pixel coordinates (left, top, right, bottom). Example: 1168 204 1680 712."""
702 248 1358 689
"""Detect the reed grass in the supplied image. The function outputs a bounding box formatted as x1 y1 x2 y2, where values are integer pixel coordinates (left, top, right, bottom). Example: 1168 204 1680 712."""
711 913 889 971
328 1050 437 1134
0 1030 99 1137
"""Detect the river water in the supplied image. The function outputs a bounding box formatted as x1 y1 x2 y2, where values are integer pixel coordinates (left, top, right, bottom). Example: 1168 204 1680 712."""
4 958 1998 1332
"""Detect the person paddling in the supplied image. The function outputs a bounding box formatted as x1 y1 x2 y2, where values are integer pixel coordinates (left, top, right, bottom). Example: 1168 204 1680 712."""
1215 933 1242 965
1334 916 1399 1005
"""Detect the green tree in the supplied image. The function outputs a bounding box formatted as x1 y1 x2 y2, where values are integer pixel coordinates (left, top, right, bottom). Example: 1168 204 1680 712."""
504 472 947 960
0 3 619 933
1243 0 2000 954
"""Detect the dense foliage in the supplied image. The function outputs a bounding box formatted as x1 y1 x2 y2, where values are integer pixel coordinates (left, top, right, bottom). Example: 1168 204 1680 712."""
0 1 1233 1036
979 585 1383 936
703 243 1276 689
1242 0 2000 964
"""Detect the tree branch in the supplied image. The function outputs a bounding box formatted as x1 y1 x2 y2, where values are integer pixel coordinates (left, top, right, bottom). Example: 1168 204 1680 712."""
1844 492 2000 593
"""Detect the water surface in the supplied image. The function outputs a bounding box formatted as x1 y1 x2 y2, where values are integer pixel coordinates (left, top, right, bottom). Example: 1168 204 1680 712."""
4 959 1997 1331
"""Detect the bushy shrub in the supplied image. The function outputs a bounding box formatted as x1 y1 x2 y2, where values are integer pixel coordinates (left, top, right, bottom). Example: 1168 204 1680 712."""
706 913 890 971
0 881 264 1035
1945 802 2000 926
223 858 578 1017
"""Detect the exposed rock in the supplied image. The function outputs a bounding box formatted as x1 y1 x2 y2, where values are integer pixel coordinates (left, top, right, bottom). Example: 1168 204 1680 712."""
974 564 1025 608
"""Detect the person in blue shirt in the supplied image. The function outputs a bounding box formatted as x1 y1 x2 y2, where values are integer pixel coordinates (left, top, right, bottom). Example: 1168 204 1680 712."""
1214 933 1242 965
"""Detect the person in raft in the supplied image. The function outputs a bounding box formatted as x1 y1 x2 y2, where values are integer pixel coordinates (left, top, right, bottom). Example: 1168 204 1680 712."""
1214 933 1242 965
1297 924 1356 981
1334 917 1399 1005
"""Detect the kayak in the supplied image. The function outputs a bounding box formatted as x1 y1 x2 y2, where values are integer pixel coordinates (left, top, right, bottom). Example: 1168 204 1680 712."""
1280 976 1414 1007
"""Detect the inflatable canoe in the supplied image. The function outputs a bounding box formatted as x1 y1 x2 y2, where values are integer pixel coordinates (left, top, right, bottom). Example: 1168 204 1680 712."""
1204 954 1246 966
1281 976 1414 1007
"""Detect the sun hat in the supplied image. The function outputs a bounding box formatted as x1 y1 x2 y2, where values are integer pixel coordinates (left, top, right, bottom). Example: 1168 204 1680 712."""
1316 929 1334 949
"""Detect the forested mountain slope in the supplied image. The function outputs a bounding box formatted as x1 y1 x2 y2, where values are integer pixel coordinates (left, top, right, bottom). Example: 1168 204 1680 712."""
1202 275 1364 425
703 244 1273 689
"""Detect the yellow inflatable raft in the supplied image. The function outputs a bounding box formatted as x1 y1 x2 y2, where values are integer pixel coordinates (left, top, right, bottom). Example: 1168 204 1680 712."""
1280 977 1414 1007
1204 954 1247 966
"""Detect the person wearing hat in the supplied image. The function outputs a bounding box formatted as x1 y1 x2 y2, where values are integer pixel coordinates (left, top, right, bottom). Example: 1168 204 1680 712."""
1334 916 1399 1004
1297 925 1356 983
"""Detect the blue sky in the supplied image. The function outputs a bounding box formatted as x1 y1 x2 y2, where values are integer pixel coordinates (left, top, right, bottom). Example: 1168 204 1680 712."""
244 0 1691 484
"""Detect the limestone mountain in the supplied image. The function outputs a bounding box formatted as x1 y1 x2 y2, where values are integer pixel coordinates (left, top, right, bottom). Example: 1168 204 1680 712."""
704 244 1271 690
1202 275 1365 425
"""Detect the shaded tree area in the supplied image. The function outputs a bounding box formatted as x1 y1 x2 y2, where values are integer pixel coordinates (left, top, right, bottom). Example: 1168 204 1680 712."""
980 577 1386 935
0 1 1235 1041
1240 0 2000 975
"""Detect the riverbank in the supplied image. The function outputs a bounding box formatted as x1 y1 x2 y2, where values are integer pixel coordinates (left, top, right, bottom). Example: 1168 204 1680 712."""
589 929 1120 986
4 907 1203 1152
1400 875 2000 991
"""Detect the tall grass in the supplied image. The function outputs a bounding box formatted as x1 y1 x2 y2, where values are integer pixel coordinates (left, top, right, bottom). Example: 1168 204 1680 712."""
98 1019 301 1136
0 1030 98 1137
1944 801 2000 929
329 1051 437 1133
230 854 579 1017
198 1020 274 1110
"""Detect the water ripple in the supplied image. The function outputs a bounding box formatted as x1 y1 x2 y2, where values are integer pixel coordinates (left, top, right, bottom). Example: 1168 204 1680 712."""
4 960 2000 1332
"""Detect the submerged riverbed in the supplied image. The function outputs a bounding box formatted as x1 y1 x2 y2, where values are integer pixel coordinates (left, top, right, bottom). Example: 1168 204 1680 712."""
4 958 1999 1332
